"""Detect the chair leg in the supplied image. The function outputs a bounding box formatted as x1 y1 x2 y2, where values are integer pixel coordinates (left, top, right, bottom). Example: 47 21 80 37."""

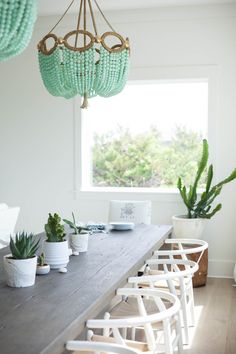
122 328 127 339
131 327 136 341
180 296 189 345
189 285 195 327
176 314 183 354
163 319 174 354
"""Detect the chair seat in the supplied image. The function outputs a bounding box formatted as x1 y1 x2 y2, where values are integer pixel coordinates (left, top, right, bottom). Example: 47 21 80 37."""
91 334 150 352
110 298 176 331
144 269 192 290
145 269 181 290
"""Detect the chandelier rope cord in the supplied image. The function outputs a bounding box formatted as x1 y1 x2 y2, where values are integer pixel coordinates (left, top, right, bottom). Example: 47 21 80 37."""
88 0 98 36
93 0 116 33
47 0 115 39
75 0 84 46
48 0 76 34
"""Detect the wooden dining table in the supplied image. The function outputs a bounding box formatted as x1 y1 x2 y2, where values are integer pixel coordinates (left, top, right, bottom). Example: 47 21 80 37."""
0 224 172 354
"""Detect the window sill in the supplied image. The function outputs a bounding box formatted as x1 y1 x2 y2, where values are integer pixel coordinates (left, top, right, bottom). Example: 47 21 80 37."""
74 186 204 202
80 187 179 194
76 187 180 203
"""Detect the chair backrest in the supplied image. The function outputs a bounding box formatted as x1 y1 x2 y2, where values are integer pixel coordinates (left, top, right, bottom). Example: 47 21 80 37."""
129 258 198 295
108 200 151 224
66 340 141 354
154 238 208 264
0 205 20 249
87 287 180 351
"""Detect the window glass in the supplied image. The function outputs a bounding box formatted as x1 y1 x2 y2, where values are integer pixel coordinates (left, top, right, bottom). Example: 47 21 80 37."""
82 81 208 189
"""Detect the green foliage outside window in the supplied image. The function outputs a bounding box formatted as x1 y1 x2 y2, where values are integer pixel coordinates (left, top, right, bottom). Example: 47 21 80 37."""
92 126 205 188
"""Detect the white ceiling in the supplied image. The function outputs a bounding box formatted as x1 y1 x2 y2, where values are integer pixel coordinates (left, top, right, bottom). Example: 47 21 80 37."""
38 0 236 16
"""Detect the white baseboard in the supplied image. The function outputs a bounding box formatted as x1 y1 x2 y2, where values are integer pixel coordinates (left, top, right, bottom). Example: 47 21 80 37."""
208 259 235 278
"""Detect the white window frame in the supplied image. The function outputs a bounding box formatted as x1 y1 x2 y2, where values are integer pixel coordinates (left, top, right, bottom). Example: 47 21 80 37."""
73 65 218 201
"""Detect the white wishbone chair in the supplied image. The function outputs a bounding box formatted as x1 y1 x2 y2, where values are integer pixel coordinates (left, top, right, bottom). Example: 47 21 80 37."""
154 238 208 265
66 340 141 354
128 258 198 345
86 287 182 354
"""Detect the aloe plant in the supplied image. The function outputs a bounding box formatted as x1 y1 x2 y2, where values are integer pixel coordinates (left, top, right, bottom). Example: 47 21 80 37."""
63 212 89 234
177 139 236 219
10 232 39 259
45 213 66 242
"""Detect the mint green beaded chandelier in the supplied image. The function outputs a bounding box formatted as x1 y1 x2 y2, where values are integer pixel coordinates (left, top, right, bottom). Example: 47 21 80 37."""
37 0 130 108
0 0 37 61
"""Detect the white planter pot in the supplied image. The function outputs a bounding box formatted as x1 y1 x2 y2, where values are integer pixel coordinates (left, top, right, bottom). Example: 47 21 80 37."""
36 264 50 275
70 233 89 253
172 215 207 239
3 254 37 288
43 240 69 269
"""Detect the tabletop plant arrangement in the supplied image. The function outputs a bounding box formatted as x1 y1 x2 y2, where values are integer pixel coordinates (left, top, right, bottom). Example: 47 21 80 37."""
173 139 236 238
44 213 69 270
63 212 90 255
3 231 39 287
36 252 50 275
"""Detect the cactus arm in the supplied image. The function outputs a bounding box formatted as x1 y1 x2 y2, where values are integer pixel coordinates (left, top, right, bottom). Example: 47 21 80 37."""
189 139 208 206
213 168 236 189
193 186 222 215
176 139 236 220
200 203 222 219
177 177 193 217
205 164 213 194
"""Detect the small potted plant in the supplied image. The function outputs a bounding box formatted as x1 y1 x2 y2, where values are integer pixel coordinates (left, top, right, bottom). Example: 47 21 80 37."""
174 139 236 238
3 231 39 287
36 252 50 275
63 212 90 255
44 213 69 269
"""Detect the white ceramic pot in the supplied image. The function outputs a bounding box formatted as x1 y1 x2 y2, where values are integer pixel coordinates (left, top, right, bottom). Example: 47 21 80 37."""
36 264 50 275
43 240 69 269
70 233 89 253
3 254 37 288
172 215 207 239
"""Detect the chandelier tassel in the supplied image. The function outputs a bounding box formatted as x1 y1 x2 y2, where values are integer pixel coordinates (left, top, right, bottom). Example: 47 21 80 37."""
81 93 89 109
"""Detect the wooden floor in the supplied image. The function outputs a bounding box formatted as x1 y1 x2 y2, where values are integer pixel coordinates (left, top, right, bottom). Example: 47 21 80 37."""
184 277 236 354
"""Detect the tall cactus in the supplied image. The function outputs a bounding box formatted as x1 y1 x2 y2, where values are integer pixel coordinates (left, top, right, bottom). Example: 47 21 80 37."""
177 139 236 218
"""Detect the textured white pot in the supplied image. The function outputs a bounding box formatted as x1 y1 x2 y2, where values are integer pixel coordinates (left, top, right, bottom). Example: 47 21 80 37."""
70 233 89 253
172 215 207 239
3 254 37 288
44 240 69 269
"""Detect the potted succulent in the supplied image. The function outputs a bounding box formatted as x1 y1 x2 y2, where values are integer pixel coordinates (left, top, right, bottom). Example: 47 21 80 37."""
36 252 50 275
3 232 39 287
44 213 69 269
174 139 236 238
63 212 90 254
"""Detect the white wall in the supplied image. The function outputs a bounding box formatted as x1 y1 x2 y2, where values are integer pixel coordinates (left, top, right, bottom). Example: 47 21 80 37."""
0 4 236 277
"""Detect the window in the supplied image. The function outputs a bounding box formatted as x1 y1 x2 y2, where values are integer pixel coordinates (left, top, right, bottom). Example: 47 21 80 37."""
81 80 208 190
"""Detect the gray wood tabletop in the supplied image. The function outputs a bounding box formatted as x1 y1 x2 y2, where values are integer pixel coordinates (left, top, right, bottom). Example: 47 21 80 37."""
0 224 172 354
